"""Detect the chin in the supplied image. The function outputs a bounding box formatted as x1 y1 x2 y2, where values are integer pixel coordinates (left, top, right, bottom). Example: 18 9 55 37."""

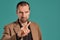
21 20 28 23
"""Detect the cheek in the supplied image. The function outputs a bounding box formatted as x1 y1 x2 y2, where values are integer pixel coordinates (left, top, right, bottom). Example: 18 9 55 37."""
17 13 22 18
26 13 30 18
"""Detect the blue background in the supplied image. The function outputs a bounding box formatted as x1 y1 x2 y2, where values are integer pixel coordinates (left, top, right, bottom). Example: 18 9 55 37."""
0 0 60 40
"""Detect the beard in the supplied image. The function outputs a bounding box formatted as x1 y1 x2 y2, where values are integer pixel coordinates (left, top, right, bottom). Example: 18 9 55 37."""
19 17 28 23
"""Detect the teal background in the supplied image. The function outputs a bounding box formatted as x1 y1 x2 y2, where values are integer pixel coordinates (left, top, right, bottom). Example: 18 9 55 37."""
0 0 60 40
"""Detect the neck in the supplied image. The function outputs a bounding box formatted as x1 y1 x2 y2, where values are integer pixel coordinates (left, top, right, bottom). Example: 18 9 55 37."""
19 20 28 27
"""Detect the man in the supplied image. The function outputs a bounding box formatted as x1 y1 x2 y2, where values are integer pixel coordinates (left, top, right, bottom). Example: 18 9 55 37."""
2 1 42 40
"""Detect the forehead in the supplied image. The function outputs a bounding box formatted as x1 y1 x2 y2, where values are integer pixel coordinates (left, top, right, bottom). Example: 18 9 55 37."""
18 5 29 11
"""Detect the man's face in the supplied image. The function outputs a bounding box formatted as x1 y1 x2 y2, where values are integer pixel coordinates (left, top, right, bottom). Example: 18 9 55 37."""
16 5 30 23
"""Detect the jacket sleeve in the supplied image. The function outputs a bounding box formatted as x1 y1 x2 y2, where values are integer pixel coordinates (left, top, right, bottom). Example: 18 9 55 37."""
38 27 42 40
2 26 11 40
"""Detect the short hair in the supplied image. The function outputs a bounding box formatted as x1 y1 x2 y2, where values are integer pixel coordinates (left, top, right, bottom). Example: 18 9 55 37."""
16 1 30 10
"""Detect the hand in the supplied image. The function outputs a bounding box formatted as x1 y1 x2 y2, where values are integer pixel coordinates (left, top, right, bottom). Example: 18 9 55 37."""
21 22 31 37
13 22 31 37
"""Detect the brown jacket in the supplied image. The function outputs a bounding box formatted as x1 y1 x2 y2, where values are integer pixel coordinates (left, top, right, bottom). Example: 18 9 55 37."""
2 20 42 40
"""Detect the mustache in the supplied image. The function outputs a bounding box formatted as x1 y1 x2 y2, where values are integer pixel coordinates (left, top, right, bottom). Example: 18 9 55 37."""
21 17 26 20
21 17 25 18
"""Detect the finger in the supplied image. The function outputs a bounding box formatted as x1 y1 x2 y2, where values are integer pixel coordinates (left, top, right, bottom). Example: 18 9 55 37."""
26 21 31 28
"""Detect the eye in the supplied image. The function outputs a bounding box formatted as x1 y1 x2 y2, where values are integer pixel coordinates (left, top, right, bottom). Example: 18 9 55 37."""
19 12 23 14
25 11 29 13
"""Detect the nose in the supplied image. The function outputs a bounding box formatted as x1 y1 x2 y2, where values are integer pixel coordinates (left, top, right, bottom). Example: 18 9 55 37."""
22 13 25 17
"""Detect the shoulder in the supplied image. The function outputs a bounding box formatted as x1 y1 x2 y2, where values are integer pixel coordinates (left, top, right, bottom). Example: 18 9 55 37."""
31 21 39 27
4 21 16 28
30 21 40 29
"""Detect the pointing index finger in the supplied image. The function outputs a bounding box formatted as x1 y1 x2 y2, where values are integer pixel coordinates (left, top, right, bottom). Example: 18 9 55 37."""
26 21 31 28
